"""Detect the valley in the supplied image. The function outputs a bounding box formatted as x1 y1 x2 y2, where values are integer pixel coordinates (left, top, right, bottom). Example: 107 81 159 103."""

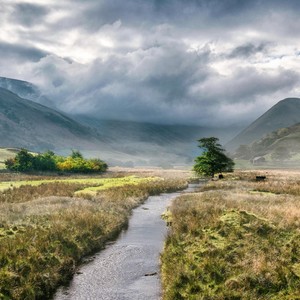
2 1 300 298
2 84 300 298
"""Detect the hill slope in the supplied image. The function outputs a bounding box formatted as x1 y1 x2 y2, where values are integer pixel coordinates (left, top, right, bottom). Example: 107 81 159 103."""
0 87 105 152
226 98 300 152
0 77 242 167
0 76 53 107
235 123 300 161
75 116 240 166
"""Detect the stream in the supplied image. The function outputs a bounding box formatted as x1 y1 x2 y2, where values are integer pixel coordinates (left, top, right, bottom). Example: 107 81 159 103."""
54 183 201 300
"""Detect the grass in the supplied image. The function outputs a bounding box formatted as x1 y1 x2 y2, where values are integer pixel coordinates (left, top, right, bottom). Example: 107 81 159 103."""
161 170 300 299
0 175 157 192
0 169 189 299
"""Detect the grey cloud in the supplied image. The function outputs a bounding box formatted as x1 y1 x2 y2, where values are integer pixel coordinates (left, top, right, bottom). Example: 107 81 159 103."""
2 0 300 128
196 68 300 105
228 43 270 59
11 3 50 27
0 42 48 62
30 44 214 124
23 30 300 127
71 0 287 33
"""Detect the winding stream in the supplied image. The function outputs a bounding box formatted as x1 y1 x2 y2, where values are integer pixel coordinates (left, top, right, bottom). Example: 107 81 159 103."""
54 183 201 300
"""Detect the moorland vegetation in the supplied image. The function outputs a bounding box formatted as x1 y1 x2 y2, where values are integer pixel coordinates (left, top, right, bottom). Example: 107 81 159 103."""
162 170 300 299
0 169 188 299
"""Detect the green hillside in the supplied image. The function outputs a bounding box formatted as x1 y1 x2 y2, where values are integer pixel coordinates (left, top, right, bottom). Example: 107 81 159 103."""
234 123 300 167
226 98 300 152
0 87 108 153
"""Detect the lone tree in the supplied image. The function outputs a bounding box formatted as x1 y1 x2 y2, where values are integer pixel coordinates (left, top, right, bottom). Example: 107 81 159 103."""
193 137 234 177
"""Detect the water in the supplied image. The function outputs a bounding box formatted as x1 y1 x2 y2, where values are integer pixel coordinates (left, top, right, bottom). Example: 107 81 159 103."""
54 183 201 300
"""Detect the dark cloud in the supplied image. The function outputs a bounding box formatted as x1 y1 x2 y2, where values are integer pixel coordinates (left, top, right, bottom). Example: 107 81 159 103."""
228 42 270 59
1 0 300 127
0 42 48 62
11 3 50 27
199 68 300 105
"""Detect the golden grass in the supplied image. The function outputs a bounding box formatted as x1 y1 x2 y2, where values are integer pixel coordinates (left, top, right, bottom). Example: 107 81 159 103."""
161 170 300 299
0 170 189 299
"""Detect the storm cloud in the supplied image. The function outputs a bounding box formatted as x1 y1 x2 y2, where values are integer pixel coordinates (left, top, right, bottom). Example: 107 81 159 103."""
1 0 300 127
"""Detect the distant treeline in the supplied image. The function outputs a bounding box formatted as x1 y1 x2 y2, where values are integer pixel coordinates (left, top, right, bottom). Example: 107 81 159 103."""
5 149 108 173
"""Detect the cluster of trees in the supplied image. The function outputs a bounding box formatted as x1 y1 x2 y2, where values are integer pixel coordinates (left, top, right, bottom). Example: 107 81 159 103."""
5 149 108 173
193 137 234 177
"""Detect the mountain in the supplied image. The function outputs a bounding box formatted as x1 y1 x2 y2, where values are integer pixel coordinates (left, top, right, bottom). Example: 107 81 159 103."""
0 77 242 167
0 87 106 153
0 86 239 167
226 98 300 152
0 77 53 107
74 115 240 167
234 122 300 166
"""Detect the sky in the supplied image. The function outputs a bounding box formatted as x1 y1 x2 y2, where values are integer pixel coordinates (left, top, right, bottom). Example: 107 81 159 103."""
1 0 300 127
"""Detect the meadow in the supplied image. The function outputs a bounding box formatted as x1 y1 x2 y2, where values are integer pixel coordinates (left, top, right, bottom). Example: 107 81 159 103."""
0 168 189 299
162 170 300 299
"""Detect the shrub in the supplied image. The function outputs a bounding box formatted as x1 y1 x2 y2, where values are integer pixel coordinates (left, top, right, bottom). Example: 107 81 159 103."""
5 149 108 173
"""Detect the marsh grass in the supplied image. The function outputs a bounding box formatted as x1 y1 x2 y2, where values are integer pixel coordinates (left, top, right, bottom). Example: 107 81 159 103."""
0 171 188 300
162 170 300 299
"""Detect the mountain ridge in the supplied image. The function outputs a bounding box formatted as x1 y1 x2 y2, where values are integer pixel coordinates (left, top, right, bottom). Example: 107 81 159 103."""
0 87 106 153
0 77 241 167
226 97 300 152
0 76 54 107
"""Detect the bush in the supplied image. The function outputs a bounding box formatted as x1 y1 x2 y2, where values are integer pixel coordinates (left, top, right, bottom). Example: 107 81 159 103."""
5 149 108 173
5 149 34 171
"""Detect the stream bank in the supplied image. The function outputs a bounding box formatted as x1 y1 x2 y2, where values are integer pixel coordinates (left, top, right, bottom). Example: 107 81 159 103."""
54 183 201 300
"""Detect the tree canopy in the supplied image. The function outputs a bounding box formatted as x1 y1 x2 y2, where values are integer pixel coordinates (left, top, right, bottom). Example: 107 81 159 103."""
193 137 234 177
5 149 108 173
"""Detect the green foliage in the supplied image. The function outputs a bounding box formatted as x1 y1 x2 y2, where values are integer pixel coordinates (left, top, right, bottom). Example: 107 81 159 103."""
193 137 234 177
33 151 57 171
71 149 83 159
5 149 108 173
5 149 34 172
56 156 107 173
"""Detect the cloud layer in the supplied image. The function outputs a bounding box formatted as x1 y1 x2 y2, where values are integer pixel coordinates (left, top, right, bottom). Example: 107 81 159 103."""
1 0 300 126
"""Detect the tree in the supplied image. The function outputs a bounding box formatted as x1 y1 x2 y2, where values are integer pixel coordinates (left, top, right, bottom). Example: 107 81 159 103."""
71 150 83 159
193 137 234 177
6 148 34 171
5 149 108 173
33 151 57 171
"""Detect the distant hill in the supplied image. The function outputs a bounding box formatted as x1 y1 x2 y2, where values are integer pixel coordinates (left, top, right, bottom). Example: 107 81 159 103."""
226 98 300 152
0 77 242 167
0 87 106 152
0 76 54 107
0 87 239 167
234 123 300 165
74 115 240 167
